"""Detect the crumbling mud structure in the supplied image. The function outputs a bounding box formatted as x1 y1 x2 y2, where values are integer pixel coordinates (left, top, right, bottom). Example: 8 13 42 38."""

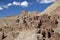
0 0 60 40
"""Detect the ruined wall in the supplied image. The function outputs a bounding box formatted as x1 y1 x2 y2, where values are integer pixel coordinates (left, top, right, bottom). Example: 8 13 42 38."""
14 6 60 40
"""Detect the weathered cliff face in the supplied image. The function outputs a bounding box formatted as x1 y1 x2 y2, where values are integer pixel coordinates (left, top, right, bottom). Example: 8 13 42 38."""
14 7 60 40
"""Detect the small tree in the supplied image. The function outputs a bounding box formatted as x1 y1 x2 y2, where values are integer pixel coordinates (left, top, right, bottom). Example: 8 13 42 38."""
0 28 2 31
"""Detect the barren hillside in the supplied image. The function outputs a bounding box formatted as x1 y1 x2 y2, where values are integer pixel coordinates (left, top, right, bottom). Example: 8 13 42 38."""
42 0 60 13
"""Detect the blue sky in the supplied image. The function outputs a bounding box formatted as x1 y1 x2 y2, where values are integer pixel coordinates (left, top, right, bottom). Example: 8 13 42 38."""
0 0 56 18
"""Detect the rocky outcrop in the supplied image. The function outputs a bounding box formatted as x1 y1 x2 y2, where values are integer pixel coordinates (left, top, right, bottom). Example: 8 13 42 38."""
0 7 60 40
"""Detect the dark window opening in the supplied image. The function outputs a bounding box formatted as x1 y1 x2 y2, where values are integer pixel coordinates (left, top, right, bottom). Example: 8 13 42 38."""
48 32 51 38
16 19 20 22
37 24 41 28
23 17 26 23
55 20 58 24
37 30 40 34
2 33 7 39
37 21 42 28
51 29 54 32
48 16 51 19
34 16 38 20
43 39 45 40
42 31 46 37
30 18 32 20
23 20 26 23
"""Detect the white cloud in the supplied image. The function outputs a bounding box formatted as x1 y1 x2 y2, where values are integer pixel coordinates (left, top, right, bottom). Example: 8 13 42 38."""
0 1 29 10
7 3 12 7
21 1 28 7
3 1 28 8
37 0 56 3
13 1 20 5
3 3 12 8
0 7 3 10
3 2 20 8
